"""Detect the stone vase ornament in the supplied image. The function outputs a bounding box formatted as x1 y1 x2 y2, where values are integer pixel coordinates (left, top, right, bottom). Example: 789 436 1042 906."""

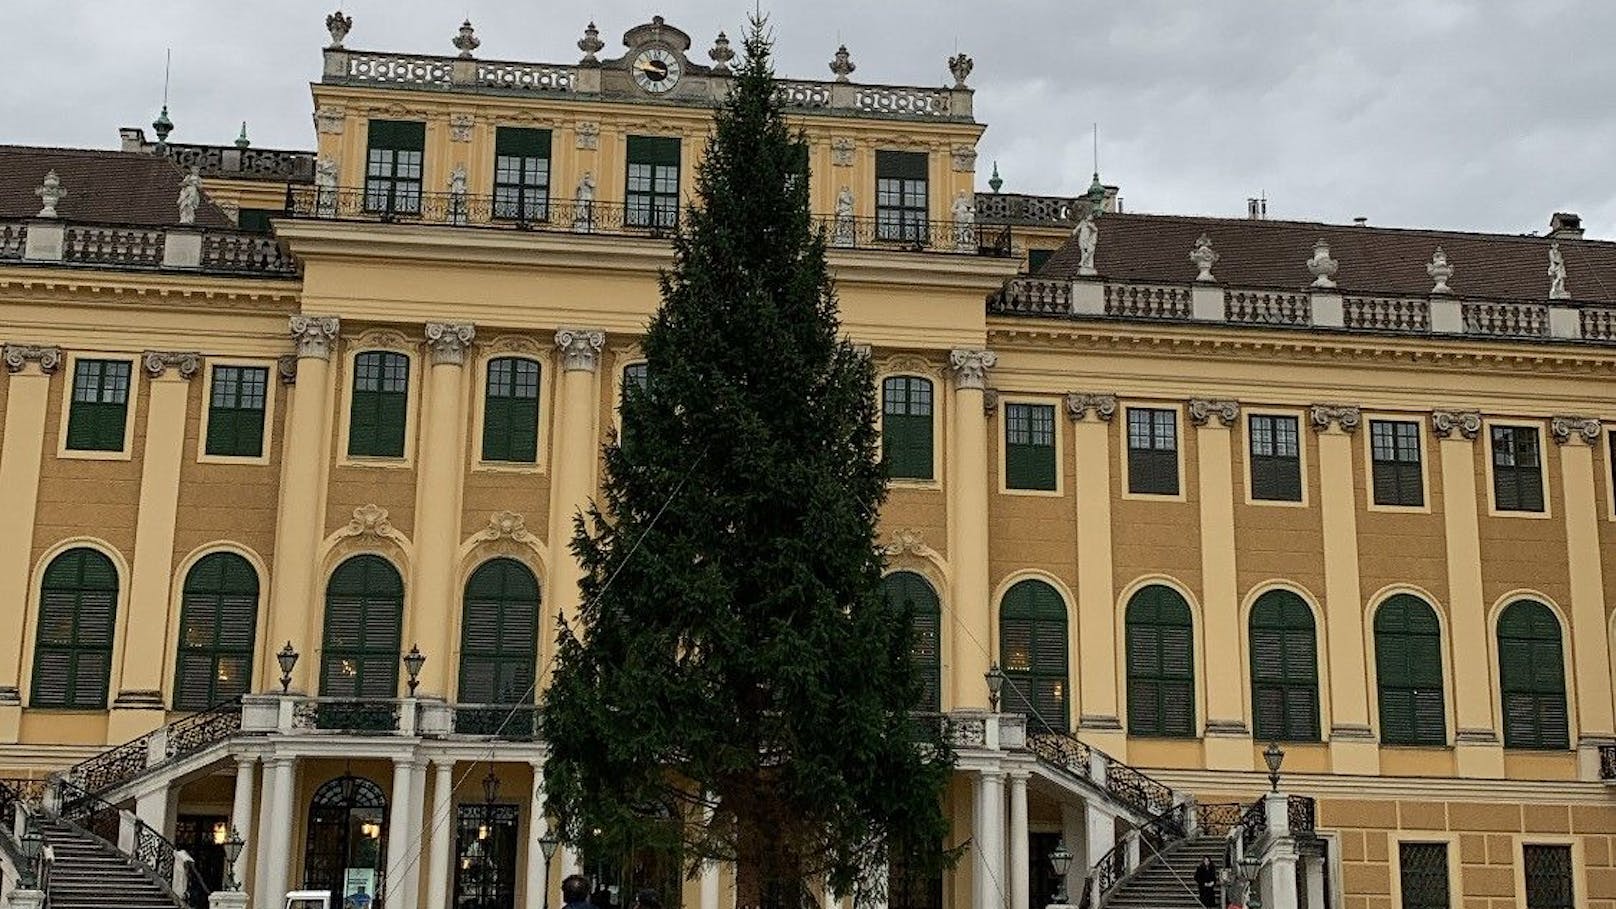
453 20 480 58
709 32 735 73
948 52 974 89
34 171 66 218
578 22 605 64
325 10 353 48
830 45 856 82
1307 239 1338 288
1426 247 1454 294
1189 234 1218 282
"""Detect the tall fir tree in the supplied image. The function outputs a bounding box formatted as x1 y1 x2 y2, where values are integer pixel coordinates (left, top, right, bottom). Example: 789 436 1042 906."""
540 20 955 909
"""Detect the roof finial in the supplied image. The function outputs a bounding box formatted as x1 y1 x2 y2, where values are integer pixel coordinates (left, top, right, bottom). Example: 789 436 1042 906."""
235 121 250 149
153 49 174 150
988 161 1003 194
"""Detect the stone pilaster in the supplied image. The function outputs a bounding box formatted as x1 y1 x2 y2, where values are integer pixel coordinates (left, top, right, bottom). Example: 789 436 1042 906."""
545 329 607 677
411 322 475 696
1069 392 1121 744
947 349 994 710
0 344 60 741
1551 415 1616 774
1190 398 1249 766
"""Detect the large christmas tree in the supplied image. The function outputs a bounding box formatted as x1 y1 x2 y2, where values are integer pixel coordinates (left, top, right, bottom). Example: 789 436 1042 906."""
540 20 955 909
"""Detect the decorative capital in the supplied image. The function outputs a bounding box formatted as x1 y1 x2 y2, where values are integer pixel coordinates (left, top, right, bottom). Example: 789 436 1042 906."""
314 106 346 135
143 350 202 381
425 322 476 366
3 344 62 375
1551 415 1602 446
1431 409 1482 440
1309 404 1362 434
1188 398 1240 428
555 328 605 372
481 511 534 544
289 315 341 360
277 355 298 385
947 348 996 390
1066 392 1118 422
982 388 999 415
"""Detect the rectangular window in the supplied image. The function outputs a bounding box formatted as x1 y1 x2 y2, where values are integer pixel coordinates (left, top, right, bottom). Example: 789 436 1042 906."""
1027 248 1054 274
1127 408 1179 496
1398 843 1450 909
493 127 551 223
619 362 649 452
882 377 934 481
626 136 681 230
1250 414 1303 502
876 150 929 244
481 358 541 463
1523 845 1574 909
1371 420 1425 507
1491 425 1545 512
205 365 269 458
364 119 425 216
348 351 410 458
785 141 810 196
1005 403 1057 491
236 208 279 233
66 359 132 452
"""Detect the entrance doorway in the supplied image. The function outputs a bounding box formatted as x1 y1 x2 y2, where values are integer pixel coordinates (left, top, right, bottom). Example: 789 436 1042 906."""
1030 832 1062 909
453 803 519 909
302 775 389 907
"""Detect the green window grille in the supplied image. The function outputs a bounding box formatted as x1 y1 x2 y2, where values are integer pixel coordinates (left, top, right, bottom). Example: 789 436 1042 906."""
876 150 929 244
626 136 681 230
1005 403 1057 491
1250 414 1302 502
1249 590 1320 741
320 555 404 699
31 548 118 709
66 358 132 452
364 119 425 215
482 357 541 463
1371 420 1424 507
1374 594 1446 745
1523 845 1574 909
1000 579 1068 733
882 376 934 481
1498 600 1569 749
1125 585 1196 737
881 571 942 714
1398 843 1450 909
1491 425 1544 512
205 365 269 458
348 351 409 458
459 559 540 705
173 552 259 711
493 127 552 222
1127 408 1179 495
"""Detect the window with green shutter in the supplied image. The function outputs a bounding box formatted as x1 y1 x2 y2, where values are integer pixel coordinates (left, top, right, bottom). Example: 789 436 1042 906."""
1005 403 1057 491
881 571 942 714
785 141 810 196
1523 845 1574 909
493 127 551 223
1498 600 1569 749
348 351 409 458
1000 579 1068 733
459 559 540 705
320 555 404 699
1398 843 1450 909
66 358 132 452
1371 420 1424 507
482 357 541 463
619 362 650 452
1125 585 1196 737
205 365 269 458
1249 414 1302 502
1374 594 1446 746
1249 590 1320 741
1127 407 1179 495
876 150 929 244
364 120 425 216
626 136 681 230
30 548 117 709
1491 425 1544 512
883 376 934 481
173 552 259 711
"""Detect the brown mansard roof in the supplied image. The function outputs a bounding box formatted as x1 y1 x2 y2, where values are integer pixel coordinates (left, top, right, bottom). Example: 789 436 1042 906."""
0 146 235 228
1037 212 1616 303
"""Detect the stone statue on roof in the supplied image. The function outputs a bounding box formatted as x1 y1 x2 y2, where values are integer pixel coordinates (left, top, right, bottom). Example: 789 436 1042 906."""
1548 242 1570 300
1074 213 1098 276
952 190 976 252
35 170 67 218
177 167 203 225
832 186 856 248
572 172 597 232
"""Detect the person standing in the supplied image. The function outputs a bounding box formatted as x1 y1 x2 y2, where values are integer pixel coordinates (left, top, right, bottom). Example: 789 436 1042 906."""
562 874 593 909
1195 857 1220 908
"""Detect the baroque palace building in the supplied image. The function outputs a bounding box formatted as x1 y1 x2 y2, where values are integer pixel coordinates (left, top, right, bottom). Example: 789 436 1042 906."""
0 10 1613 909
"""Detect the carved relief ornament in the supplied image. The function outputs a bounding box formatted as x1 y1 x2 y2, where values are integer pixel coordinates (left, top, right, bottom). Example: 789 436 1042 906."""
1309 404 1362 433
1551 415 1602 446
574 121 601 150
831 137 855 167
340 504 408 547
290 315 341 360
947 348 995 390
3 344 62 374
314 106 346 135
1430 409 1482 440
143 350 202 380
1066 393 1118 422
277 355 298 385
481 511 535 544
1187 398 1239 427
449 113 475 142
425 321 476 366
556 328 606 372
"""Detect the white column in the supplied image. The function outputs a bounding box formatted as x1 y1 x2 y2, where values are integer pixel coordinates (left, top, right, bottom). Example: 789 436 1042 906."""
257 756 297 909
982 771 1006 909
973 774 993 909
1082 805 1115 907
1008 773 1029 909
229 755 257 890
386 758 422 909
427 761 455 909
1304 855 1326 909
525 760 549 909
1263 844 1300 909
1059 803 1084 905
699 792 720 909
134 782 171 838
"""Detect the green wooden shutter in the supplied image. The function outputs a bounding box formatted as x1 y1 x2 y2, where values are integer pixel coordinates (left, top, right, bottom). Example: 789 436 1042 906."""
321 555 404 698
1125 585 1196 737
1000 580 1068 732
882 377 934 481
66 359 131 452
349 352 409 458
31 549 118 709
1127 408 1180 495
882 571 942 714
205 366 268 458
460 559 540 706
482 358 540 463
1249 591 1320 741
1374 594 1446 745
1493 427 1544 513
1005 403 1057 491
1498 600 1568 749
174 552 259 710
1250 415 1302 502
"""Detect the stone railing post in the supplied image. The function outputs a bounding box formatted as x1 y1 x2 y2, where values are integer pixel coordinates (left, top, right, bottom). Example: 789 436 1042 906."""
4 889 46 909
322 47 350 79
1310 289 1344 328
1088 749 1109 787
117 810 137 855
173 849 195 896
161 228 201 268
239 695 280 733
1264 791 1291 839
1548 304 1581 339
1179 793 1199 836
1071 279 1104 316
145 728 169 769
1190 284 1223 321
1429 296 1463 333
397 698 418 736
21 221 64 262
210 890 250 909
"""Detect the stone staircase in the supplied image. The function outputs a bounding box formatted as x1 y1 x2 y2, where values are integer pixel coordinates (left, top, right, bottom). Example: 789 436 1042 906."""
38 815 185 909
1103 836 1227 909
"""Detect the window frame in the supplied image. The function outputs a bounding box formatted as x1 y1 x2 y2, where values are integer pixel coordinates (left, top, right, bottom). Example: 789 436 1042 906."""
875 150 931 245
881 570 943 715
998 397 1062 496
880 374 938 485
491 126 553 224
998 577 1070 734
625 135 682 232
1516 840 1581 909
477 355 544 467
1495 599 1571 751
28 546 121 710
198 359 277 465
1392 838 1458 909
338 340 419 468
319 554 405 700
1244 409 1307 506
1122 404 1185 500
172 551 261 711
1123 584 1198 739
363 119 426 217
472 346 548 475
1364 415 1429 512
1484 420 1551 518
57 353 140 461
1371 593 1448 747
1247 589 1323 743
458 558 541 706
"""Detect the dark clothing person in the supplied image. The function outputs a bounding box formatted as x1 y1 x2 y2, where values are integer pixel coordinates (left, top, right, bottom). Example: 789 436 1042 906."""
562 873 593 909
1194 859 1220 909
633 889 662 909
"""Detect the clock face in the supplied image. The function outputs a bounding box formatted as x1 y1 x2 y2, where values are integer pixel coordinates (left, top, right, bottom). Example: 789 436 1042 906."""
632 47 682 93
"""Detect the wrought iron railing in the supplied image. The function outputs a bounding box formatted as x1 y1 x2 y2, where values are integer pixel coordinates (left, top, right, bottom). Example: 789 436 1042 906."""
59 781 205 908
57 782 121 848
1600 743 1616 780
1026 731 1181 830
452 704 540 739
1287 795 1317 836
1238 798 1269 854
1080 802 1189 909
0 778 46 826
292 697 403 733
65 730 154 796
1026 731 1092 782
1194 801 1247 837
165 698 244 762
65 698 243 798
819 215 1012 256
1106 760 1177 821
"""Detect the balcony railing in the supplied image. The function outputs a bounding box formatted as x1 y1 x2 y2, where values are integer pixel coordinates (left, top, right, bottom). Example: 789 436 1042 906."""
451 704 540 740
2 220 298 277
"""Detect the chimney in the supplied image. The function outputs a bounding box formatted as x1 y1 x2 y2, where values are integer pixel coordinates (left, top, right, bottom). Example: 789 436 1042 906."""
1548 212 1583 240
1247 197 1267 220
118 127 149 153
1353 216 1368 227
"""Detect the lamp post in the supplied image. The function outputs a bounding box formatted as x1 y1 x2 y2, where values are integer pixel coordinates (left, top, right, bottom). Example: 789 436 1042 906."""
985 663 1006 713
1048 840 1073 904
538 831 560 909
19 819 41 889
276 641 299 693
1239 855 1264 909
1263 742 1286 793
403 645 427 696
214 824 246 891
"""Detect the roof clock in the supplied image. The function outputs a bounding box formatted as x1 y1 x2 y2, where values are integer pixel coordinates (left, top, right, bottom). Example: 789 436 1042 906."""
632 46 683 93
622 16 692 95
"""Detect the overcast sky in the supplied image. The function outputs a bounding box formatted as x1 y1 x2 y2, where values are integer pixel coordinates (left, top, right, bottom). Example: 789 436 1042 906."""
6 1 1616 237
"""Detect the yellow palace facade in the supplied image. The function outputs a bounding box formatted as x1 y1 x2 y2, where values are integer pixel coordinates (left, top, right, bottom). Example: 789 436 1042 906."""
0 11 1612 909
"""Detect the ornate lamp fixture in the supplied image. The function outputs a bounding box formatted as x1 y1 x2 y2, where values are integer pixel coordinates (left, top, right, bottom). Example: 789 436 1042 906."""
276 642 299 693
538 830 561 909
1048 841 1073 903
985 663 1006 712
19 820 42 888
1263 741 1286 793
214 824 246 891
403 645 426 695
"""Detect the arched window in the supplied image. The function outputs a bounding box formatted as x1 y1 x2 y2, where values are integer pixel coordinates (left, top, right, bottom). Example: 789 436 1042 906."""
1498 600 1569 750
1125 585 1195 738
174 552 260 711
1249 590 1319 742
882 376 934 481
460 559 541 706
303 774 388 898
31 548 118 709
321 556 404 698
1373 594 1445 746
999 579 1068 733
881 571 942 714
482 357 541 463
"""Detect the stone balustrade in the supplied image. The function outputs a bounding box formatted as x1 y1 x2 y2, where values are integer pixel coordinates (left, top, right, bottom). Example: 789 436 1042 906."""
2 220 297 277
